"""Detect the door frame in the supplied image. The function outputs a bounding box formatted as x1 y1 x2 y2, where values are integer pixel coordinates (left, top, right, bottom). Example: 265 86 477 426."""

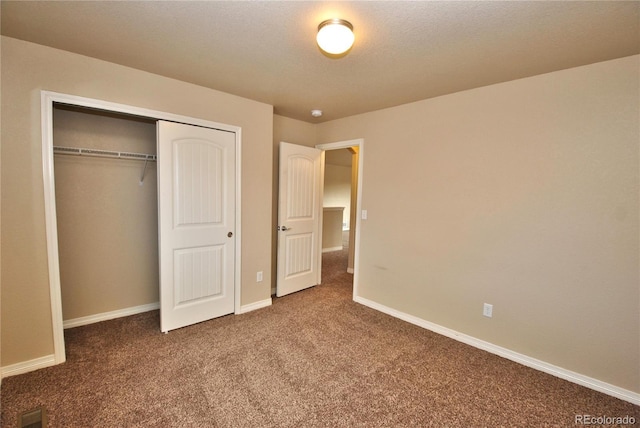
316 139 364 300
41 90 243 365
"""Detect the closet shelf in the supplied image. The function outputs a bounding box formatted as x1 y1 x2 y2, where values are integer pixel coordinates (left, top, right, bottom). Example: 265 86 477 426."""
53 146 157 184
53 146 157 161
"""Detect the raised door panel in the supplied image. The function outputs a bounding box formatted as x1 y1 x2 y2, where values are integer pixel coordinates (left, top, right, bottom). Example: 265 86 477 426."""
158 121 235 332
276 142 322 297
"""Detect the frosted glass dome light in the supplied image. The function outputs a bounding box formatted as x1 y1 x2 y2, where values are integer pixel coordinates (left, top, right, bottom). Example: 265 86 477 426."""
316 19 354 55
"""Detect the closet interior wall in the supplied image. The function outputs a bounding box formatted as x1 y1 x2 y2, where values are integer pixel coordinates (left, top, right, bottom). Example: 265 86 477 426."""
53 105 159 323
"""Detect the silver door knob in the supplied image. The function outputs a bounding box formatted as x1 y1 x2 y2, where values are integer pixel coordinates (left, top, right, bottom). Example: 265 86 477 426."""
228 232 233 237
280 226 290 231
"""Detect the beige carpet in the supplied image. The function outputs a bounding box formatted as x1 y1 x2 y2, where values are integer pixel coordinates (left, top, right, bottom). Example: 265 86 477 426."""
2 249 638 427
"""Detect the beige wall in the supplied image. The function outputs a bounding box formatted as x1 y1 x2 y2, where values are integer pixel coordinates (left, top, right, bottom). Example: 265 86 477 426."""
1 36 273 366
316 56 640 393
322 207 344 251
347 148 359 272
323 164 351 229
53 107 159 321
271 115 317 290
0 35 3 372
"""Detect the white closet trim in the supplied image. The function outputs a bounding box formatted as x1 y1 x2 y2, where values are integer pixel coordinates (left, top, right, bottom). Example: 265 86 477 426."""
41 91 243 368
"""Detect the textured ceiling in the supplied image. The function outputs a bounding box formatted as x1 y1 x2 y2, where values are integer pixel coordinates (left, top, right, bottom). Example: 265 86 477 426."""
2 1 638 123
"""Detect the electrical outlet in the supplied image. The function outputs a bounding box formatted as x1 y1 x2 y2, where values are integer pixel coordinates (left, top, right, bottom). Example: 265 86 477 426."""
257 271 263 282
483 303 493 318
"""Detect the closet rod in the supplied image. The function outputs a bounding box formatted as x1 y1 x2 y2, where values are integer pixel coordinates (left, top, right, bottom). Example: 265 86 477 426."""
53 146 157 161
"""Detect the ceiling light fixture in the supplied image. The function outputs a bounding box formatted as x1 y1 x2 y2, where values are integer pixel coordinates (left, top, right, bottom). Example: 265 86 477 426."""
316 18 354 55
311 109 323 118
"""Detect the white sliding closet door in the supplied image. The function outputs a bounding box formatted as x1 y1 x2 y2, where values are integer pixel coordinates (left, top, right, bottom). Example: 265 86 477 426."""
157 121 236 332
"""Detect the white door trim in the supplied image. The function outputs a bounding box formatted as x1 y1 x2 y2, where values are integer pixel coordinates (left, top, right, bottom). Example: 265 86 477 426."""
315 139 364 301
41 90 243 365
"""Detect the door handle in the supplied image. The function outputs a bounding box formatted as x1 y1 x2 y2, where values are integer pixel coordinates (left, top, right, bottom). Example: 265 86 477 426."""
228 232 233 238
279 226 291 231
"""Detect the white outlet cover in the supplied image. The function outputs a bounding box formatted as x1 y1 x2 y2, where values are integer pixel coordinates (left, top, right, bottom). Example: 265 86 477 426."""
483 303 493 317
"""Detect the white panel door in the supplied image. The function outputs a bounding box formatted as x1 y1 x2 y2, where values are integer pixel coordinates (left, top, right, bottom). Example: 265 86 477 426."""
158 121 235 332
277 142 323 297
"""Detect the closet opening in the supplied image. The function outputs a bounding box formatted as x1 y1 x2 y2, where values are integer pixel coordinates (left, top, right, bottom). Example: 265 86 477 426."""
52 104 160 330
43 91 243 367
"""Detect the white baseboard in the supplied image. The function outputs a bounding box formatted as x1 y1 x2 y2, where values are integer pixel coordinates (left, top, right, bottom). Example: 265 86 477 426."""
63 302 160 329
238 298 272 314
347 267 354 274
322 246 343 253
1 354 56 379
354 296 640 406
